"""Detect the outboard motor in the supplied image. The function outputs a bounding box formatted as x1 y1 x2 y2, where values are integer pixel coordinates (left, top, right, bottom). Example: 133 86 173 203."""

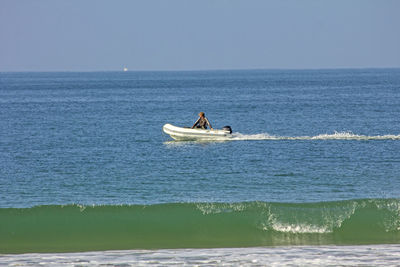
222 126 232 134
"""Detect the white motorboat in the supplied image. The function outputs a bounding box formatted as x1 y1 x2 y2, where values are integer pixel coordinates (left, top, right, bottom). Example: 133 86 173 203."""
163 124 232 141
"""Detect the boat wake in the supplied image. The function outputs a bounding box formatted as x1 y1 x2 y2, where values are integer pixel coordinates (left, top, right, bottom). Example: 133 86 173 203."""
231 131 400 141
164 131 400 144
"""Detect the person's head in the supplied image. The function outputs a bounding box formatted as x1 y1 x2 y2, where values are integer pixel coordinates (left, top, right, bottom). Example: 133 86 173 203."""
198 112 205 117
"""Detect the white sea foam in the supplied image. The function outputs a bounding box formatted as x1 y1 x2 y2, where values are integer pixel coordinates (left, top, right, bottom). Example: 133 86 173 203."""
262 200 360 234
264 210 333 234
2 245 400 266
267 222 330 234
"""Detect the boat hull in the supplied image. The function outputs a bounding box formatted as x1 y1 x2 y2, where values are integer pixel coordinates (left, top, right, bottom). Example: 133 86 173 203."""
162 124 232 141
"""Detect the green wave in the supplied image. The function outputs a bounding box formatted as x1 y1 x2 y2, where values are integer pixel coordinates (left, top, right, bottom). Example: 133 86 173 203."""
1 199 400 253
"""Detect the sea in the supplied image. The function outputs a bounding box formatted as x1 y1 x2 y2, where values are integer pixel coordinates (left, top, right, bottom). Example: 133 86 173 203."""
1 69 400 266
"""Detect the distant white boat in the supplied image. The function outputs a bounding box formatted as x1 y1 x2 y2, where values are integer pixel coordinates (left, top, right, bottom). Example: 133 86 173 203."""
163 123 232 141
123 67 128 72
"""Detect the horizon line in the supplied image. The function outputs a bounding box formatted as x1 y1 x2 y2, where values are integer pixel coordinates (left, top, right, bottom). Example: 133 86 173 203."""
1 66 400 73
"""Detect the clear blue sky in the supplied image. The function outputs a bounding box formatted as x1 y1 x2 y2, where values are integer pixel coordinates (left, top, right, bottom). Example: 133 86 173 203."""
1 0 399 71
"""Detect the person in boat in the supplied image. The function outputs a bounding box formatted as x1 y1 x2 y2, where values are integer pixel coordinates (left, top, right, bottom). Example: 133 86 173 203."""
192 112 213 130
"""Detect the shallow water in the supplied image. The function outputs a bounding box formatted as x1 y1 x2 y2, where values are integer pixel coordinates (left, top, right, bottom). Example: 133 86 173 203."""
2 245 400 266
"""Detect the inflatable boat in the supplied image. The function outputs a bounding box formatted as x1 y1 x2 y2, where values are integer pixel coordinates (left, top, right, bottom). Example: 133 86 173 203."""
163 124 232 141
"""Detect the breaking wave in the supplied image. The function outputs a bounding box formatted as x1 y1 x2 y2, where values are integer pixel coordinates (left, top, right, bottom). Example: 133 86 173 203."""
1 199 400 253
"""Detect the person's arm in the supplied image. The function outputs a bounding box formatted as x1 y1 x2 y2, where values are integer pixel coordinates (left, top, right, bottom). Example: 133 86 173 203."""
191 117 200 129
205 118 213 130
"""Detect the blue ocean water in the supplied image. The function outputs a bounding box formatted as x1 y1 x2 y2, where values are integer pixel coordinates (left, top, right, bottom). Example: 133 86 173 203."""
1 69 400 261
1 69 400 207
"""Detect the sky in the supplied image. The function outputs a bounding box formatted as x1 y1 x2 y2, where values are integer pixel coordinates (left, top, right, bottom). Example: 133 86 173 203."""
1 0 399 71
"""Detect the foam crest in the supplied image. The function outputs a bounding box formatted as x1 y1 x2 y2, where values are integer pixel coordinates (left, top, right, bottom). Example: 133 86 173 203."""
263 201 358 234
195 202 247 215
268 223 330 234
